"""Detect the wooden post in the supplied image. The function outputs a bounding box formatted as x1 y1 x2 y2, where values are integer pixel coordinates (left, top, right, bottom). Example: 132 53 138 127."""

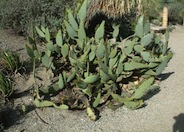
162 6 168 28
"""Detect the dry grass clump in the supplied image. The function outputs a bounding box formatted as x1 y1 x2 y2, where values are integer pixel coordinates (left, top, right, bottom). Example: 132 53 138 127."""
85 0 143 26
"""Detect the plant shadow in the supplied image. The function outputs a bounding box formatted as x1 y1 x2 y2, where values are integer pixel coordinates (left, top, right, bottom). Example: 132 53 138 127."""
158 72 174 81
142 72 174 102
10 86 34 99
21 60 34 75
0 88 36 130
142 88 160 101
1 104 36 130
173 113 184 132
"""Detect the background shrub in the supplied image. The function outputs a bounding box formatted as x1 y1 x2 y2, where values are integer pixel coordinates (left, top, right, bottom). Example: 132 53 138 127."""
0 0 74 35
148 0 184 25
1 0 183 37
168 1 184 24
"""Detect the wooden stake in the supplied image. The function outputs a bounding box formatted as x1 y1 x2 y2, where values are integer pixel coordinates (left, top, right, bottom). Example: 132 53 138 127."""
162 6 168 28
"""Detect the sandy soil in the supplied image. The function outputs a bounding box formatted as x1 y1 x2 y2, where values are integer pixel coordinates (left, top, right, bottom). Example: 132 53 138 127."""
0 25 184 132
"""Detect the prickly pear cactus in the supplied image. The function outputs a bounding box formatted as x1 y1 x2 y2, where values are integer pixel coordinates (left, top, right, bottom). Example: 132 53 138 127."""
26 0 173 121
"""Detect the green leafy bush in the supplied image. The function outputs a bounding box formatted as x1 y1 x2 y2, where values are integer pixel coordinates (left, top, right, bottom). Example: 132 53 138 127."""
168 0 184 24
0 0 74 35
0 72 13 98
148 0 184 24
0 50 22 73
0 49 21 98
0 49 20 130
26 0 173 120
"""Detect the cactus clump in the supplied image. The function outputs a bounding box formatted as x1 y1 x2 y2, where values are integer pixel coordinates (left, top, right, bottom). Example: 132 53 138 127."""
26 0 173 120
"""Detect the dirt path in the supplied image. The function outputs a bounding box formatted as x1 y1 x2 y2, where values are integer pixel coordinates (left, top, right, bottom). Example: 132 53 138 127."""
0 25 184 132
0 30 28 61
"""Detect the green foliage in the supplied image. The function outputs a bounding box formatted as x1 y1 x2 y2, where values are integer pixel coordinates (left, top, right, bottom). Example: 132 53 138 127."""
179 9 184 18
0 49 19 130
0 72 13 98
26 0 173 120
34 99 69 110
0 0 74 35
167 0 184 24
0 50 22 73
144 0 184 24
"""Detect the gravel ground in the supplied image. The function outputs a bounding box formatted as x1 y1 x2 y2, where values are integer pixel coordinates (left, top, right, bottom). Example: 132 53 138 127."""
1 25 184 132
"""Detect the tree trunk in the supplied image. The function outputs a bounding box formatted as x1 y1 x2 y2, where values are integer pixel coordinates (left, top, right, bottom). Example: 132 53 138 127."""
162 6 168 28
